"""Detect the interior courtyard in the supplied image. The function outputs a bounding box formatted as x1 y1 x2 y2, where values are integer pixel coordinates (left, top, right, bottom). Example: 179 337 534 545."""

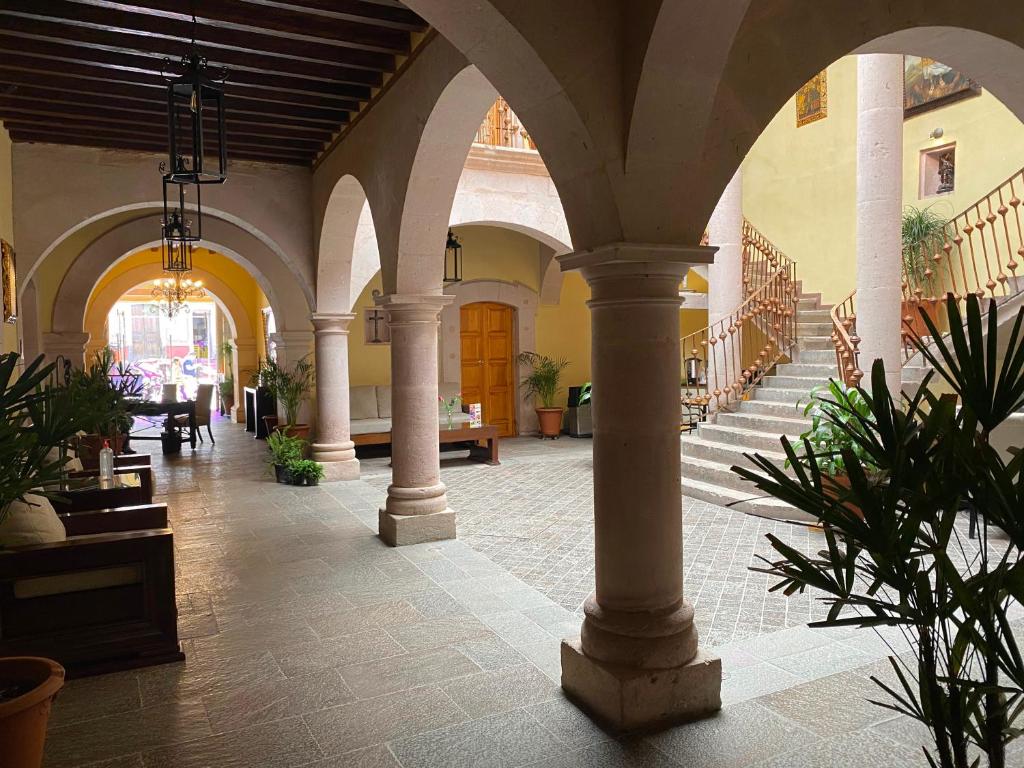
1 3 1024 767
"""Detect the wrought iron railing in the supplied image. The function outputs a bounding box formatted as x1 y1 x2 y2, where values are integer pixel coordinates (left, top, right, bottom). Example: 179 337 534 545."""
681 222 798 411
833 167 1024 384
474 97 535 150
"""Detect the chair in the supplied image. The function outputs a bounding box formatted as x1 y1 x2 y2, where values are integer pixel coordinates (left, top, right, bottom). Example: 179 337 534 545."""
161 383 178 403
175 383 215 444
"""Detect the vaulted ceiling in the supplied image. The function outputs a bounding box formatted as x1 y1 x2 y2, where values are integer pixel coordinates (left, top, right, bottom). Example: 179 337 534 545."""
0 0 429 165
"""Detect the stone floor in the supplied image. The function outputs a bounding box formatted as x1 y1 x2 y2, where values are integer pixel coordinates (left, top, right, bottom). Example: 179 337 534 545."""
42 419 1021 768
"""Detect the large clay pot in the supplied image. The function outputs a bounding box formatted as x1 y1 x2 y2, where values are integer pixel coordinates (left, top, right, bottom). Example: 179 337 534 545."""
76 433 126 470
0 657 65 768
824 473 863 520
535 407 564 439
901 300 942 345
280 424 311 441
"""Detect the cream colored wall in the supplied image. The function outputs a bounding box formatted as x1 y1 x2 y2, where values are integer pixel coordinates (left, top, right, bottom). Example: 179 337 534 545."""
0 125 15 355
744 56 1024 305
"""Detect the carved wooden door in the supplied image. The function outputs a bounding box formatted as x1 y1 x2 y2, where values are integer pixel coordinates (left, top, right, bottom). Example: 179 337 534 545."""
460 302 516 437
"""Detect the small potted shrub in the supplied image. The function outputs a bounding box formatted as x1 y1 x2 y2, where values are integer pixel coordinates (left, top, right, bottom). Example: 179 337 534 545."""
219 376 235 418
271 357 315 440
266 430 304 483
517 351 569 438
66 348 142 467
901 205 949 339
285 458 324 487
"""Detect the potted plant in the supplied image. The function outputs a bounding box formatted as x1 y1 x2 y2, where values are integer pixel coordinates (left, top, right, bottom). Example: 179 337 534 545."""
65 348 142 468
733 295 1024 768
517 352 569 438
250 359 282 435
219 376 235 418
266 430 305 483
285 458 324 487
0 657 65 768
439 392 462 430
901 204 950 340
270 356 315 440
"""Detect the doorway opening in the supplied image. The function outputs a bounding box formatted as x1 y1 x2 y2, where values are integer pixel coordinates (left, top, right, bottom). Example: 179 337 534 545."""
460 301 517 437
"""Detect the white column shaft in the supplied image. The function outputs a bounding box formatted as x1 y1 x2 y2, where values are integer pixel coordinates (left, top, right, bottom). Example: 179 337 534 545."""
311 313 359 480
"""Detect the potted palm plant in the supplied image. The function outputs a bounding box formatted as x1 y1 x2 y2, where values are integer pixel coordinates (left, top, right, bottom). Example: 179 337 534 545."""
67 348 142 468
271 356 315 440
733 295 1024 768
901 204 950 339
517 351 569 439
219 376 235 418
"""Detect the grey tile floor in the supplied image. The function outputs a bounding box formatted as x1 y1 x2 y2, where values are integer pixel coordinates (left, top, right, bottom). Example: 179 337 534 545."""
42 420 1020 768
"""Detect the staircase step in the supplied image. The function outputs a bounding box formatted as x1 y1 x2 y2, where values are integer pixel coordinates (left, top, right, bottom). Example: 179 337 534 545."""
776 362 836 377
683 476 815 523
737 399 808 418
680 454 770 494
751 387 809 404
796 309 832 322
763 375 822 390
697 423 797 452
681 436 789 468
797 322 834 335
795 349 836 364
716 411 810 435
800 336 835 350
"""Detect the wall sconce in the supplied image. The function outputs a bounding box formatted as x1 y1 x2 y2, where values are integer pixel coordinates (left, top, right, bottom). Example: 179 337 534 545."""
930 127 944 140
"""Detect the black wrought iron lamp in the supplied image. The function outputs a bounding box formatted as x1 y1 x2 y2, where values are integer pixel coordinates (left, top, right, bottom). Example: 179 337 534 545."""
162 49 228 186
444 229 463 284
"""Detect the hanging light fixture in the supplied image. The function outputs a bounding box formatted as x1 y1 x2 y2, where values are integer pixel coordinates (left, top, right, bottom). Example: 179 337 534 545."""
444 229 463 284
152 274 206 318
161 179 199 273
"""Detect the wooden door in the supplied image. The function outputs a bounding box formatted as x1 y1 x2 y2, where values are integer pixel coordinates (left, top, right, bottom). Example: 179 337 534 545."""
460 302 516 437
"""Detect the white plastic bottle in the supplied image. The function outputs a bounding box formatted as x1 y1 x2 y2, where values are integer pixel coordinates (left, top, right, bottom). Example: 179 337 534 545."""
99 439 115 486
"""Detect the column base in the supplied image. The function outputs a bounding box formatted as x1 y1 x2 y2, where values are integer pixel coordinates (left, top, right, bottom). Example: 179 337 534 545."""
379 507 456 546
560 637 721 733
312 442 360 481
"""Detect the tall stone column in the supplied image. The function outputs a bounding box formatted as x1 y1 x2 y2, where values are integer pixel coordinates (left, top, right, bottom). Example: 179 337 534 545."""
310 313 360 481
269 330 316 426
706 169 745 402
376 294 455 546
558 244 721 732
233 338 259 424
857 54 904 394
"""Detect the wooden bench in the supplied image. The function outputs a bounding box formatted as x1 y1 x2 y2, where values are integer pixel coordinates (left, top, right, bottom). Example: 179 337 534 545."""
54 465 154 513
354 424 500 465
0 503 183 677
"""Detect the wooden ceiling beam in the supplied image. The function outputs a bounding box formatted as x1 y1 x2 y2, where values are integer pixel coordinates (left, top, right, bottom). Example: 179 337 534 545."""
238 0 426 32
0 68 355 123
81 0 415 53
0 17 386 84
0 1 398 70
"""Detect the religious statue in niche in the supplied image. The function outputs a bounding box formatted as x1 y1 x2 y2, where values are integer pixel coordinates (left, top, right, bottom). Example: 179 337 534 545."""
937 151 956 194
1 239 16 324
796 70 828 127
904 56 980 117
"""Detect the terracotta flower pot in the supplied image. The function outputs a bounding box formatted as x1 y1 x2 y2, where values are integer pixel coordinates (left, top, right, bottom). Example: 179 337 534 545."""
0 657 65 768
535 407 564 439
824 472 863 520
280 424 311 441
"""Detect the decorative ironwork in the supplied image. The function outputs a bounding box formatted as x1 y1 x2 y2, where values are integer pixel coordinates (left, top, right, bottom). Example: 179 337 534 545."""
152 273 206 318
474 97 535 150
161 48 228 186
681 221 799 412
830 290 862 387
444 230 463 284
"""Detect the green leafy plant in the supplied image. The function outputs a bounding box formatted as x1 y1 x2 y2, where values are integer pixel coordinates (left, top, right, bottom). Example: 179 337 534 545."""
732 294 1024 768
266 430 305 468
790 380 880 478
66 348 143 437
285 458 324 485
272 356 315 427
902 204 951 294
517 351 569 409
219 376 234 400
578 382 592 406
248 358 281 390
0 353 91 527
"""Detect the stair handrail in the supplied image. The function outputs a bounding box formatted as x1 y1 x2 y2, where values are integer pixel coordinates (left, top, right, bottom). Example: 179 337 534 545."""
832 166 1024 383
682 222 798 412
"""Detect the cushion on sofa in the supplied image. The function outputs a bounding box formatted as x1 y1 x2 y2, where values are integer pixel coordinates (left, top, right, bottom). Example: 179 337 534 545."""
350 418 393 435
376 386 392 419
0 494 67 548
350 386 380 420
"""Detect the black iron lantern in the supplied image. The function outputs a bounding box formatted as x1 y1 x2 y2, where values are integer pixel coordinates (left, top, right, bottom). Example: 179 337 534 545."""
444 229 463 284
162 178 201 242
684 356 704 386
161 225 195 274
162 51 228 186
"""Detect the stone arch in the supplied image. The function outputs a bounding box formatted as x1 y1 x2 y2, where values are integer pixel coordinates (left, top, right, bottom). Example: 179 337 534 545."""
392 65 497 294
317 174 378 313
438 279 540 435
50 214 311 337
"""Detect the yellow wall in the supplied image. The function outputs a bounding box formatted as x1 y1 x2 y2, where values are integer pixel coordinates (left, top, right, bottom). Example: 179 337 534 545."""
536 271 590 389
1 125 15 355
744 56 1024 304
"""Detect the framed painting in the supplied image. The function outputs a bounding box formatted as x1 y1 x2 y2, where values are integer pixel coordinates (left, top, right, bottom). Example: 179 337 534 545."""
1 239 15 324
796 70 828 127
904 56 980 117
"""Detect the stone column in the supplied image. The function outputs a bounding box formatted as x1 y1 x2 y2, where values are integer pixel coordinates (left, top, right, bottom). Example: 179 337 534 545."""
310 313 360 481
706 169 744 403
41 331 90 368
557 244 721 732
269 330 316 426
376 294 455 546
233 338 259 424
856 54 904 394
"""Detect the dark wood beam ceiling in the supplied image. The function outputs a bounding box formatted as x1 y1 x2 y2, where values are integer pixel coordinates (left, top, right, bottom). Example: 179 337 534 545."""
0 0 429 165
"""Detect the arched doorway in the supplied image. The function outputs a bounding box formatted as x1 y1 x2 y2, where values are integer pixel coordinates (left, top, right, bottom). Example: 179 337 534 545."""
460 300 517 437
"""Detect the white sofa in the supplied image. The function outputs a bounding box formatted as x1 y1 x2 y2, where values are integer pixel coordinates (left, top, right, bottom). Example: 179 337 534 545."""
350 383 471 437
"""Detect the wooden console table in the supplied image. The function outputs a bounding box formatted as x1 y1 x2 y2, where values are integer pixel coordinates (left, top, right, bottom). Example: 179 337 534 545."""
353 424 500 465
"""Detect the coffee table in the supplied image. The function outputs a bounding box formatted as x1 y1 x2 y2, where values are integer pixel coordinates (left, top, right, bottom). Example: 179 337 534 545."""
354 423 500 465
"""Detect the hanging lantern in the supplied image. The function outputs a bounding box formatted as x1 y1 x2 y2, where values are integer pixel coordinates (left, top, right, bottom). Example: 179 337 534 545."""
444 229 463 284
162 49 228 186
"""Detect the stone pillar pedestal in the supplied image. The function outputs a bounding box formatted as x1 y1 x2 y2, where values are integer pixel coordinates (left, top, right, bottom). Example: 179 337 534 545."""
310 313 360 481
42 331 91 368
557 244 721 732
376 294 455 546
857 54 904 394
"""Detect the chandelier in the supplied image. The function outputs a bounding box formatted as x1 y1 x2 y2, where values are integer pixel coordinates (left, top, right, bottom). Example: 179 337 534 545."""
152 274 206 318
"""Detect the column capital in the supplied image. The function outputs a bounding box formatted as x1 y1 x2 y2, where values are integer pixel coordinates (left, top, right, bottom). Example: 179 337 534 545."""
310 312 355 335
558 242 715 276
374 293 454 313
269 329 315 347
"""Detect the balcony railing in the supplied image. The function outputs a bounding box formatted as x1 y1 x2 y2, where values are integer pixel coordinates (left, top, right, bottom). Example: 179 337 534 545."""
474 97 535 151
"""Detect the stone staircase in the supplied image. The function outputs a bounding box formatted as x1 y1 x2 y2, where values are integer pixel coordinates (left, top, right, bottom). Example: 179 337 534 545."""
681 294 933 522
